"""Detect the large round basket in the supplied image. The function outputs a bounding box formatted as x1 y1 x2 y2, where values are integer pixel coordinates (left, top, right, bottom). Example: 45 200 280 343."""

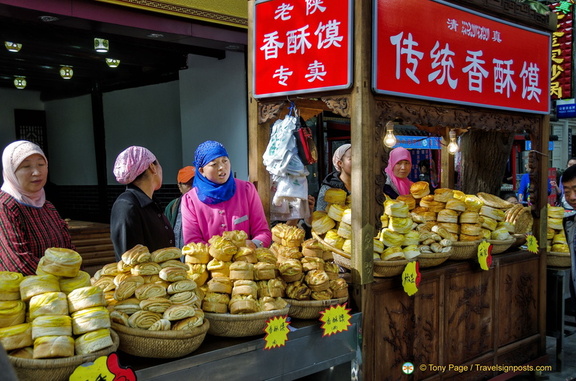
417 251 451 268
547 252 571 268
9 329 119 381
312 232 351 268
488 238 515 255
373 259 408 277
111 319 209 358
204 306 289 337
286 297 348 320
511 233 527 248
450 241 480 260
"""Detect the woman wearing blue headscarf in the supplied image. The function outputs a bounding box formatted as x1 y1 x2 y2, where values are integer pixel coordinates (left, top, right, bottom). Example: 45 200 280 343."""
181 141 271 248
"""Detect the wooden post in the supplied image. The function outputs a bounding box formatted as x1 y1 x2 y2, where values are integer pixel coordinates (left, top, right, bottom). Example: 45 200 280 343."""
350 0 375 285
247 0 271 217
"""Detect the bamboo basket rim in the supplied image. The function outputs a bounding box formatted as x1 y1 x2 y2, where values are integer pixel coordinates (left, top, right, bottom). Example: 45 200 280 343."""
312 231 351 259
285 297 348 307
204 306 290 322
452 240 481 246
9 329 119 368
547 251 571 267
487 237 516 244
204 306 290 337
111 318 209 339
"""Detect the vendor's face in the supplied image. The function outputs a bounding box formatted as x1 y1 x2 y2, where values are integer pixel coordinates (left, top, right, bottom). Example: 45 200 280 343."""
200 156 231 184
339 149 352 175
564 178 576 209
15 154 47 193
393 160 412 179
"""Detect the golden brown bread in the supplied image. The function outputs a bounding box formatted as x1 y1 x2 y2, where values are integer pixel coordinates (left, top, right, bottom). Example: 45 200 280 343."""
150 247 182 263
121 244 151 265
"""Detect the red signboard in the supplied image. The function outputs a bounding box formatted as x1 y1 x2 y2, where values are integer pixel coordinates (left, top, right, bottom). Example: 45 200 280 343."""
253 0 353 98
550 2 573 100
373 0 550 114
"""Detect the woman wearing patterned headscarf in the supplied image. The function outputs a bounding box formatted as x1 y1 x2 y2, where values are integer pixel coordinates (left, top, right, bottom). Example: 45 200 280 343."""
0 140 73 275
181 140 271 248
315 143 351 212
110 146 175 259
383 146 413 199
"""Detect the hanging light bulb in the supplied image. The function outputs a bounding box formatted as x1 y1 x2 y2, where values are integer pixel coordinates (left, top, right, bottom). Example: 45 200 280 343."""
383 121 397 148
106 58 121 68
94 38 109 53
60 65 73 79
447 129 459 155
13 76 26 89
5 41 22 52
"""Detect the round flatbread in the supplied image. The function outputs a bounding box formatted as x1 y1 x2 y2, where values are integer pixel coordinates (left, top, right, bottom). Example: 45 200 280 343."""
477 192 513 209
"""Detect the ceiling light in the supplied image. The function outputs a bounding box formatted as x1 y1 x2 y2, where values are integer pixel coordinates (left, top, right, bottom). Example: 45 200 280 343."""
94 38 109 53
14 76 26 90
147 33 164 39
5 41 22 52
106 58 121 68
383 121 397 148
39 15 59 22
60 66 73 79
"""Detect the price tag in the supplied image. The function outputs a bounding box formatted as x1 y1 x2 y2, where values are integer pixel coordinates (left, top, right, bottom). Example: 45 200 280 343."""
402 261 421 296
70 353 136 381
526 234 539 254
264 315 290 350
477 240 493 271
319 303 352 337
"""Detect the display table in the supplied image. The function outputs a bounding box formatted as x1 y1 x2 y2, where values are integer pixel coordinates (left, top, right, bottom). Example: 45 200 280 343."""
362 250 545 380
118 312 362 381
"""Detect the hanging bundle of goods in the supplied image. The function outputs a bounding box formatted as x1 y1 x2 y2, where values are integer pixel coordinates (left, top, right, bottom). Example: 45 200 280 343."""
311 181 529 275
546 205 571 267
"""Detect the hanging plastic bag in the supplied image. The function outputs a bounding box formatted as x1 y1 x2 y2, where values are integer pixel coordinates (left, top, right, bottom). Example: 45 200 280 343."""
262 115 298 176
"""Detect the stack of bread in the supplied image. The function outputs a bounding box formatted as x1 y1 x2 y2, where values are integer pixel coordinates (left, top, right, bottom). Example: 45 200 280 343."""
271 223 348 301
0 247 114 360
186 231 287 314
546 205 569 253
92 245 205 331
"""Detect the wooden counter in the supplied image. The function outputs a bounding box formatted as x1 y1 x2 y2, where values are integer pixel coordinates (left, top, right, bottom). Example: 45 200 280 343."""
68 220 115 274
362 250 545 380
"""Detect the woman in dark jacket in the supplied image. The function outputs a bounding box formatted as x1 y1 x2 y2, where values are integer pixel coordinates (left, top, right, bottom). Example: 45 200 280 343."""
316 144 351 212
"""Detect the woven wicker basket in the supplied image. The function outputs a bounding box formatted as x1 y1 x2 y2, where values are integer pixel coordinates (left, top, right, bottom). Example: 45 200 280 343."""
204 306 289 337
9 329 119 381
373 259 409 277
286 297 348 320
511 233 527 248
450 241 480 260
417 251 451 268
111 319 209 358
547 252 571 268
488 238 515 255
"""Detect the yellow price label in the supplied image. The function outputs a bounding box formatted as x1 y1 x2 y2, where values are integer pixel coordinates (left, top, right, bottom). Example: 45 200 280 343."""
477 240 493 271
264 315 290 349
70 353 136 381
319 303 352 337
526 234 539 254
402 261 421 296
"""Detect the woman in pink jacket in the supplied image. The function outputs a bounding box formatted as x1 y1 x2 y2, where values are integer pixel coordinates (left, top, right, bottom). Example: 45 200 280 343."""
181 140 271 248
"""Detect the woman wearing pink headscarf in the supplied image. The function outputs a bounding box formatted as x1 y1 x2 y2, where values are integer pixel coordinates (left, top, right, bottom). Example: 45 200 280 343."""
0 140 73 275
110 146 175 260
316 143 351 212
384 147 413 199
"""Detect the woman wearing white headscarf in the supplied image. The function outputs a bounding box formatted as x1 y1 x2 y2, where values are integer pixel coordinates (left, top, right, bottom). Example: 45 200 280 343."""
0 140 72 275
110 146 175 260
315 143 351 212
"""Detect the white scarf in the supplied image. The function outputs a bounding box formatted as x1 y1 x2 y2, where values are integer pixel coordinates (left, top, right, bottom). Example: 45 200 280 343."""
1 140 47 208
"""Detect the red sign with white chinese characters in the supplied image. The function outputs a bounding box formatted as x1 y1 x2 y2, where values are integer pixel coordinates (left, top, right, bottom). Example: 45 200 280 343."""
373 0 550 114
550 2 573 100
253 0 353 98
